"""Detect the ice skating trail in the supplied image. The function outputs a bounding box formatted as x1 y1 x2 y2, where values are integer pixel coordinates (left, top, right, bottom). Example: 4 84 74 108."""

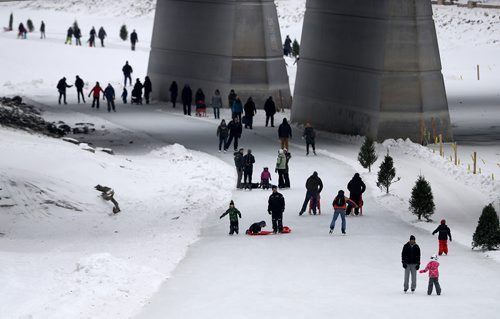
37 99 500 319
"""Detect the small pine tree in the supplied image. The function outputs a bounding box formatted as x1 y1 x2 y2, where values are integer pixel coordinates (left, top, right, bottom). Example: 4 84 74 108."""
27 19 34 32
292 39 300 58
376 153 400 194
472 204 500 250
409 175 435 221
9 12 13 31
358 136 377 172
120 24 128 41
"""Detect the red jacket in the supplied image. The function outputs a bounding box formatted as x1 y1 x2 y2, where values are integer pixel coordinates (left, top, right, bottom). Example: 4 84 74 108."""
89 85 103 97
420 260 440 278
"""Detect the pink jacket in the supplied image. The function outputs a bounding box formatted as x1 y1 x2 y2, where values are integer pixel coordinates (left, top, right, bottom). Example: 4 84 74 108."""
261 170 271 181
420 260 440 278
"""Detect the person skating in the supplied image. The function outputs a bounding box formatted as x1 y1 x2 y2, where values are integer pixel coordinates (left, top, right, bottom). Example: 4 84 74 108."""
275 149 287 188
104 83 116 112
40 21 45 39
143 76 152 104
219 200 242 235
242 149 255 190
211 89 222 119
88 82 104 109
169 81 178 108
243 97 256 129
98 26 107 47
225 117 242 152
268 185 285 233
64 26 73 44
329 190 357 235
122 61 133 86
278 118 292 150
57 77 72 104
181 84 192 115
299 171 323 215
264 96 276 127
402 235 421 293
346 173 366 216
233 148 244 189
419 254 442 296
283 148 292 188
432 219 452 256
121 87 128 104
260 167 272 190
216 119 229 152
74 75 85 104
132 78 143 104
130 29 138 51
246 221 266 235
303 123 316 155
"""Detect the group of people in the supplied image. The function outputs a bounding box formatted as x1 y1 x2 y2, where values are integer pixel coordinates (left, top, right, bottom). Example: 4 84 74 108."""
63 25 138 50
15 21 45 39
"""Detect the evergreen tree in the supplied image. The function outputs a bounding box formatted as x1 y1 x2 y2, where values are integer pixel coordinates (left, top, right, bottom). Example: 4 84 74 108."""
376 153 400 194
9 12 13 31
120 24 128 41
472 204 500 250
27 19 34 32
292 39 300 58
358 136 377 172
409 175 435 221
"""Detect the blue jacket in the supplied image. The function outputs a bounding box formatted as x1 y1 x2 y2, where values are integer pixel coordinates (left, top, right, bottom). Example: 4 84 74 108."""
232 99 243 114
104 86 115 100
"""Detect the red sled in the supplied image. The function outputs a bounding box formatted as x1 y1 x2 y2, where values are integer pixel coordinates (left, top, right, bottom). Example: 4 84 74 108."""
246 226 291 235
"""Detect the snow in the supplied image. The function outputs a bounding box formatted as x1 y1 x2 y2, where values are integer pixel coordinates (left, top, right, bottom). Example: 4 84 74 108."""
0 1 500 318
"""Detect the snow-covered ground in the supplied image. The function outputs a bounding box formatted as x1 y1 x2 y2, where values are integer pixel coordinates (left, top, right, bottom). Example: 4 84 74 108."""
1 1 500 318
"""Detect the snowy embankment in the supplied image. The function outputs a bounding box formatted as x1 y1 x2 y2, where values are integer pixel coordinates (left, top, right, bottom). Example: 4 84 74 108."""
0 125 233 318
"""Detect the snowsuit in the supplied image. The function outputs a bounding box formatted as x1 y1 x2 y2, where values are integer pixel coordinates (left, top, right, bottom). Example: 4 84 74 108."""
276 152 287 188
88 84 104 109
181 85 192 115
299 172 323 215
242 152 255 190
130 30 138 51
211 93 222 119
169 81 178 108
104 85 116 112
268 191 285 233
420 260 441 295
243 99 256 129
98 27 107 47
432 223 452 255
264 97 276 127
220 207 242 235
57 78 72 104
225 119 242 151
260 169 272 190
143 77 152 104
401 242 421 292
303 126 316 155
216 122 229 151
346 174 366 216
233 150 244 188
75 76 85 104
122 63 133 86
65 27 73 44
278 119 292 150
330 195 356 234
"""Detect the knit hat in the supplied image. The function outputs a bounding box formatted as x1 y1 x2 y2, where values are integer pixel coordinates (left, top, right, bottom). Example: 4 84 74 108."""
259 221 266 227
279 149 284 154
441 219 446 225
229 200 234 206
430 254 438 260
409 235 416 241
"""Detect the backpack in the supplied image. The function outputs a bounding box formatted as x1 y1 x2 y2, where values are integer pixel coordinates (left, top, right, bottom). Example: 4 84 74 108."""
334 195 345 207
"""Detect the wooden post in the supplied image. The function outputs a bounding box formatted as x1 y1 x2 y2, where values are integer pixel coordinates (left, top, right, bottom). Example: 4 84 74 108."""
477 64 480 80
439 134 443 157
431 117 437 141
453 143 458 165
473 151 477 174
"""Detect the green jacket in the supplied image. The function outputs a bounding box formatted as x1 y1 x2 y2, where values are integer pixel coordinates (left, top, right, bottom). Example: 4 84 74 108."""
220 207 241 222
276 153 287 170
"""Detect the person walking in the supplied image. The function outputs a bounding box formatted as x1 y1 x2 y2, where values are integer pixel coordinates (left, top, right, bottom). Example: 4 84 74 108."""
211 89 222 119
299 171 323 216
57 77 72 104
169 81 178 108
194 88 206 116
233 148 244 189
303 123 316 155
74 25 82 46
40 21 45 39
181 84 192 115
219 200 242 235
419 254 442 296
268 185 285 234
132 78 143 104
130 29 138 51
278 118 292 150
283 148 292 188
402 235 421 293
121 87 128 104
432 219 452 256
225 117 242 151
275 149 287 188
88 27 96 47
329 190 357 235
231 96 243 121
264 96 276 127
104 83 116 112
65 26 73 44
74 75 85 104
283 35 292 56
243 97 257 129
228 89 237 111
88 81 104 109
143 76 152 104
346 173 366 216
242 149 255 190
98 26 107 47
216 119 229 152
122 61 133 86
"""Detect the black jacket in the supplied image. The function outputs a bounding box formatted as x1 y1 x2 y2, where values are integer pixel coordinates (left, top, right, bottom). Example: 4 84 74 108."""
242 153 255 171
278 119 292 138
181 86 192 104
268 192 285 213
227 120 242 137
143 78 152 93
401 242 421 265
122 64 133 75
248 222 263 234
264 98 276 116
432 225 452 241
305 174 323 193
233 151 244 170
347 176 366 197
303 127 315 144
244 100 256 117
75 77 84 90
169 82 178 98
